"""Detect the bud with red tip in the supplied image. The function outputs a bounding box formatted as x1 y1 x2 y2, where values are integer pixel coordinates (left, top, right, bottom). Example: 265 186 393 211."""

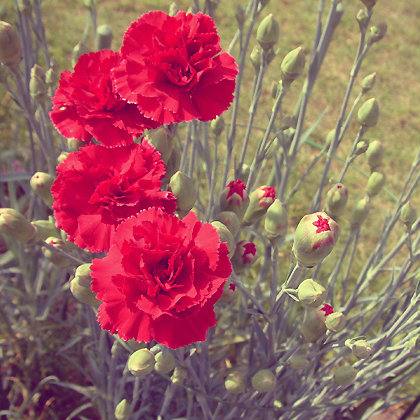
211 221 235 257
292 212 339 267
325 183 348 219
233 241 257 273
243 185 276 225
301 307 327 342
220 179 249 219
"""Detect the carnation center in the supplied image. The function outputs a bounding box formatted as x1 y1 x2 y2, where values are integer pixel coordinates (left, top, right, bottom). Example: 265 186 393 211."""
313 215 331 233
166 62 196 87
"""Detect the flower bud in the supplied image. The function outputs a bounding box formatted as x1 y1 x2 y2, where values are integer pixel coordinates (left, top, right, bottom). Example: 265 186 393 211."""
325 312 346 332
211 221 235 257
354 140 369 156
281 46 305 83
400 202 417 228
0 208 36 243
30 171 54 207
358 98 379 127
154 350 176 374
235 5 246 27
350 196 371 227
369 22 387 44
96 24 113 50
147 128 174 162
31 218 60 241
115 399 130 420
361 0 377 8
210 116 225 137
72 41 87 67
171 366 187 385
366 140 384 170
0 21 22 67
325 183 349 219
348 339 373 359
70 275 99 307
169 171 197 216
220 179 249 219
232 241 257 273
243 186 276 225
361 72 376 94
57 152 69 164
256 14 280 51
74 263 92 287
250 45 262 70
225 370 246 394
264 199 288 240
127 349 155 377
45 67 57 87
215 211 241 238
42 237 72 267
168 2 178 16
29 64 47 101
301 308 327 342
366 171 385 197
356 9 369 29
251 369 276 393
333 365 357 386
297 279 326 308
293 212 339 268
288 354 310 370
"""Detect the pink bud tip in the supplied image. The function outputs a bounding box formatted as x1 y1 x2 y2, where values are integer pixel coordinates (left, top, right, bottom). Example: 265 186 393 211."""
226 179 247 200
313 214 331 234
321 303 334 316
241 241 257 264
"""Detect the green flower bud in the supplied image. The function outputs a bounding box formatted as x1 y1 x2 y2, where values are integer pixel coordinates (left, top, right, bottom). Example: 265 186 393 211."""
45 67 57 86
0 208 36 243
169 171 197 216
30 171 54 207
215 211 241 238
31 218 60 241
366 171 385 197
211 221 235 257
232 240 257 273
356 9 369 29
225 370 246 394
235 5 246 27
146 128 174 162
333 365 357 386
168 2 178 16
210 116 225 137
354 140 369 156
264 199 288 240
42 237 72 267
75 263 92 287
325 183 349 219
400 202 417 228
361 72 376 94
293 212 340 268
154 350 175 374
171 366 187 385
243 186 276 226
358 98 379 127
250 45 262 70
361 0 377 9
70 275 99 307
29 64 47 100
288 354 310 370
349 339 373 359
115 399 130 420
0 21 22 67
350 196 371 227
256 14 280 51
281 46 305 83
325 312 346 332
301 307 327 342
57 152 69 164
96 24 113 50
220 179 249 219
297 279 326 308
369 22 387 44
251 369 276 393
72 41 87 67
366 140 384 170
127 349 155 377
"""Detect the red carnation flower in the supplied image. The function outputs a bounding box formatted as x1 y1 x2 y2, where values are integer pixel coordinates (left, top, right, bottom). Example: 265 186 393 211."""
112 11 238 125
50 50 158 147
91 208 232 348
52 141 176 252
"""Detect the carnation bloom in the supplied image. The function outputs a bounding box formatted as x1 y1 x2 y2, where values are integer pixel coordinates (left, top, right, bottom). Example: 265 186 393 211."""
52 141 176 252
112 11 238 125
91 208 232 348
50 50 157 147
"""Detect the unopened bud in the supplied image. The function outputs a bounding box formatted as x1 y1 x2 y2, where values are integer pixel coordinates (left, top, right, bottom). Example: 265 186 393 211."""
251 369 276 393
256 14 280 51
293 212 340 268
115 399 130 420
220 179 249 219
171 366 187 385
72 42 87 67
297 279 326 308
74 263 92 287
31 218 60 241
301 307 327 342
356 9 369 29
281 46 305 83
325 312 346 332
168 2 178 16
361 72 376 94
45 67 57 86
366 171 385 197
264 199 288 240
216 211 241 238
333 365 357 386
232 241 257 273
211 221 235 257
347 339 373 359
0 21 22 67
210 116 225 137
127 349 155 377
400 202 416 228
147 128 174 162
30 171 54 207
169 171 197 216
358 98 379 127
325 183 349 219
288 353 310 370
351 196 371 227
366 140 384 170
250 45 262 70
42 237 72 267
235 5 246 27
29 64 47 100
368 22 387 44
354 140 369 156
70 275 99 307
243 185 276 225
96 24 113 50
225 370 246 394
154 350 175 374
0 208 36 243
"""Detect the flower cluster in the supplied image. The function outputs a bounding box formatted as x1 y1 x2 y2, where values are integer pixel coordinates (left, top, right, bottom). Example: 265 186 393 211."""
50 10 237 348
